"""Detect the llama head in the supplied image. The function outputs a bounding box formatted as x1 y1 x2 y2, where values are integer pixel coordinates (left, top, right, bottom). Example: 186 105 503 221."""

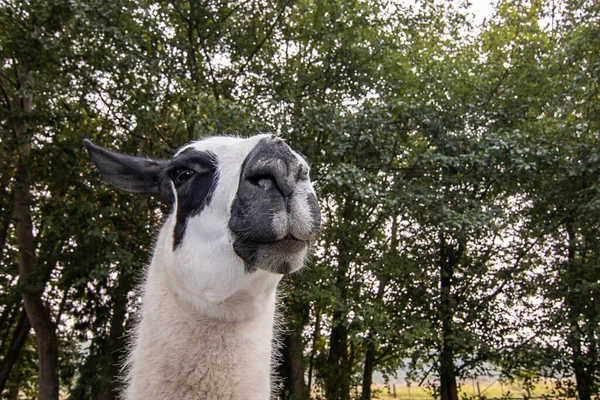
84 134 321 317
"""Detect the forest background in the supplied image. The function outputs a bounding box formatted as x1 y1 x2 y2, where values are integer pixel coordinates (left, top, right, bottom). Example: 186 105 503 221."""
0 0 598 399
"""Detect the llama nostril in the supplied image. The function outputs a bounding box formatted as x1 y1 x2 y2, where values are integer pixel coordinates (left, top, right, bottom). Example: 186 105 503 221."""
248 174 276 190
248 165 296 196
284 194 292 213
248 170 295 211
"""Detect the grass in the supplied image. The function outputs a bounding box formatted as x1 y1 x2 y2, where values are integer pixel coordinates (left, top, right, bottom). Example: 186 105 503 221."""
369 378 566 400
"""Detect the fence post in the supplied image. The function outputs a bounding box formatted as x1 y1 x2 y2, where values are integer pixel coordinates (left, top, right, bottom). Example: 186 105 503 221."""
393 383 397 398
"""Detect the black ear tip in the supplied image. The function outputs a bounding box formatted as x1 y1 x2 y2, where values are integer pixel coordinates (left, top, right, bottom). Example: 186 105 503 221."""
83 139 99 156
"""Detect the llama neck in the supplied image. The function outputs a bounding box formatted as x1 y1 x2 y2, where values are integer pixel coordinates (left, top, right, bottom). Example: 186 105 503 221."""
125 260 280 400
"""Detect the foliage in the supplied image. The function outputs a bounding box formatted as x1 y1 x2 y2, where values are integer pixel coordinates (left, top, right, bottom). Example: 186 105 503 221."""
0 0 598 399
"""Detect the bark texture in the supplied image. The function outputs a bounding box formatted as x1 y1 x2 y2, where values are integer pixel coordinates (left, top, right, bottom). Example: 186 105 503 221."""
12 68 59 400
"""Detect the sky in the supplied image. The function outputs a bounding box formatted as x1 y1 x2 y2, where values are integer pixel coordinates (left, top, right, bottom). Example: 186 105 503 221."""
469 0 496 25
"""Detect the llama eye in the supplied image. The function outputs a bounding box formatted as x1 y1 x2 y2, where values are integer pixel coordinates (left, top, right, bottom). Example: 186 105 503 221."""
172 168 195 185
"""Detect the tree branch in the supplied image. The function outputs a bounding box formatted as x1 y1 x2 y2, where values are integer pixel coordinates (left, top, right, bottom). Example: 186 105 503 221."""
0 76 12 110
0 68 17 89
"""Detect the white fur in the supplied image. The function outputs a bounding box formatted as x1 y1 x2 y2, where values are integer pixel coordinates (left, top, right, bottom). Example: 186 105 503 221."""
123 135 312 400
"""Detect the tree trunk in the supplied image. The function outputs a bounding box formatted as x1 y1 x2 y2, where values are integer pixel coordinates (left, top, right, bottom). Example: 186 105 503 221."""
0 189 12 261
0 307 31 393
94 270 133 400
0 300 20 354
564 222 593 400
439 335 458 400
438 234 459 400
326 308 351 400
325 201 355 400
279 286 310 400
361 281 389 400
325 267 352 400
361 218 396 400
568 332 592 400
13 69 60 400
306 305 321 391
279 322 309 400
15 159 60 400
361 339 376 400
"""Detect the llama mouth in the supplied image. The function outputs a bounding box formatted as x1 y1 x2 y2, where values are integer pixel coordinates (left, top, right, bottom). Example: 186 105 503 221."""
241 236 307 252
232 235 308 274
267 237 307 252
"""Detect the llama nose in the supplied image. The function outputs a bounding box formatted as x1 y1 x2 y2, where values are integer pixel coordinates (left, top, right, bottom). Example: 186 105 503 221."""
250 157 301 196
245 139 304 204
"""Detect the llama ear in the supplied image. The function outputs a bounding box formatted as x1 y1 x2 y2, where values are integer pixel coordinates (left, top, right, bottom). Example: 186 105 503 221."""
84 139 172 204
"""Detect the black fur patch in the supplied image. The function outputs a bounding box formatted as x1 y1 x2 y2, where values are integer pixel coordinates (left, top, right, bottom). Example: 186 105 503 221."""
231 240 259 273
229 137 313 273
167 149 218 250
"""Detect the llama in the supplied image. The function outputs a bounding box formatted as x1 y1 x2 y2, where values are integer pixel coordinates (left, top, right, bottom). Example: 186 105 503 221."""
84 134 322 400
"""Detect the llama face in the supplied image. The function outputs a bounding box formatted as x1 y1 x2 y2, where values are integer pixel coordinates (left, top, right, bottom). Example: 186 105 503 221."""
171 134 321 275
84 135 321 305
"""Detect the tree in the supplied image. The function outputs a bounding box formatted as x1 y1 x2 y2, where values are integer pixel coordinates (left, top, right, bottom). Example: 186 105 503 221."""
1 0 598 398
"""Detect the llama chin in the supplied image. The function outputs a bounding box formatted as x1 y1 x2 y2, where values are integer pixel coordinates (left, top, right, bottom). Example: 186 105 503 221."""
84 134 322 400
